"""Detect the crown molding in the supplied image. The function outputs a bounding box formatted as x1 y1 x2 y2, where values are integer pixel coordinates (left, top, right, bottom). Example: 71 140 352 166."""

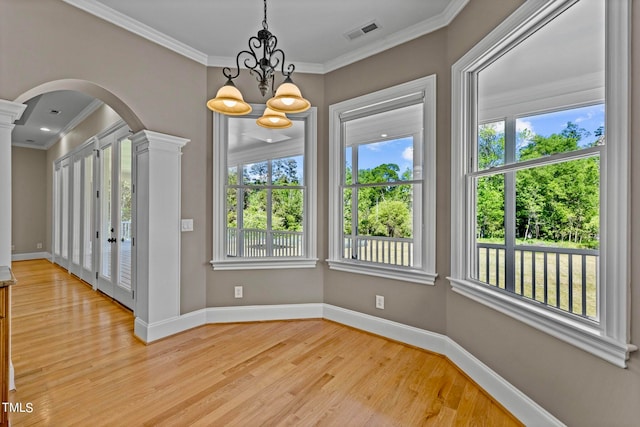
62 0 209 65
63 0 468 74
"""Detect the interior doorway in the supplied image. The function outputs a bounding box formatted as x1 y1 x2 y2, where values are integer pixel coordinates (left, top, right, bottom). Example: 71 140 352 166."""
52 121 135 310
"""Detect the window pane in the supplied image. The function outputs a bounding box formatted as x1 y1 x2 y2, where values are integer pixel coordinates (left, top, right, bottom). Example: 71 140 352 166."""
342 188 352 235
516 105 605 162
356 184 413 238
243 162 268 185
345 184 415 267
357 137 415 183
478 121 505 170
476 175 505 243
474 174 506 288
242 189 267 229
272 189 304 257
272 156 303 186
226 188 238 228
344 146 352 185
515 157 599 248
227 166 238 185
272 189 304 232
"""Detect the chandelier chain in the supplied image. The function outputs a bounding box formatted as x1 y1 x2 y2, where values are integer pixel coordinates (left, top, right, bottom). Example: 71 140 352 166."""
262 0 268 30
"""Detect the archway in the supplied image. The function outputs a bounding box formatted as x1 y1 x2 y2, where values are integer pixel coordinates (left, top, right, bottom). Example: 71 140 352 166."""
3 79 188 344
13 79 145 133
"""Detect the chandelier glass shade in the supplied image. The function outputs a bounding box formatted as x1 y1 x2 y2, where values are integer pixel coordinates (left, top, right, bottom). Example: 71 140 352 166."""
206 0 310 129
256 108 292 129
206 80 252 115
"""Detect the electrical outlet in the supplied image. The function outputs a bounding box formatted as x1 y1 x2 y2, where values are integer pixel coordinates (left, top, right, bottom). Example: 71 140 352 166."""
375 295 385 309
36 243 43 249
181 219 194 232
234 286 243 298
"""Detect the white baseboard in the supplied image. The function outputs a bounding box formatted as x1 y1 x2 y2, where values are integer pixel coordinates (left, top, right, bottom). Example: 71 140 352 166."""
445 339 562 426
133 302 563 426
206 303 324 324
135 310 207 343
134 303 323 343
322 304 448 354
12 252 51 262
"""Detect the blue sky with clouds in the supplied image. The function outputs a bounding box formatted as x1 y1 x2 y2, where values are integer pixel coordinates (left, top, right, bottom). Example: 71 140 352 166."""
517 103 605 146
354 137 414 173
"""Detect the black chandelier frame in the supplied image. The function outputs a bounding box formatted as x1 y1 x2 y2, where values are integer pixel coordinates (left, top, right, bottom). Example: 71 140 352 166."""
222 0 296 97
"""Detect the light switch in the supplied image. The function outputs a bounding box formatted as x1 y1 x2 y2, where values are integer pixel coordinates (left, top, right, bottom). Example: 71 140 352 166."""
181 219 194 232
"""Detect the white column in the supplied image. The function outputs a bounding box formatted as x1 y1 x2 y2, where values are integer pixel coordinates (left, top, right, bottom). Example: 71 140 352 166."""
0 100 27 266
131 130 188 343
0 99 27 392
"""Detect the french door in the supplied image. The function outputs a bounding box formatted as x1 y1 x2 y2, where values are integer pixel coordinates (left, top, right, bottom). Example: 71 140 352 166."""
97 126 135 310
68 143 96 284
52 121 135 311
53 158 70 270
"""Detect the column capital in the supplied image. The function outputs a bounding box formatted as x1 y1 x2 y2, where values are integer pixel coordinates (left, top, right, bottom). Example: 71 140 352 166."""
130 129 189 154
0 100 27 129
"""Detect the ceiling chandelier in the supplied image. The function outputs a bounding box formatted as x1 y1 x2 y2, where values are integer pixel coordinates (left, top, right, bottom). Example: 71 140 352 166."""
206 0 311 129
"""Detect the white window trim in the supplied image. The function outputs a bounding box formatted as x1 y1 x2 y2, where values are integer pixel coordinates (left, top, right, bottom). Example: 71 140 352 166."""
328 75 437 285
449 0 636 367
211 104 318 270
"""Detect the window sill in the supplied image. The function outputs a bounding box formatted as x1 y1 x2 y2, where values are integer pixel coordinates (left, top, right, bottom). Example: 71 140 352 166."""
210 258 318 271
327 259 437 285
447 276 637 368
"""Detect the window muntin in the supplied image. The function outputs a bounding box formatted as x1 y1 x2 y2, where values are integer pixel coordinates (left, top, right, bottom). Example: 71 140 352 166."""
328 75 437 285
212 106 317 269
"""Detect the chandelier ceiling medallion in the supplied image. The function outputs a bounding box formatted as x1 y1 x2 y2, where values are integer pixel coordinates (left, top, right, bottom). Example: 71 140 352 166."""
206 0 311 129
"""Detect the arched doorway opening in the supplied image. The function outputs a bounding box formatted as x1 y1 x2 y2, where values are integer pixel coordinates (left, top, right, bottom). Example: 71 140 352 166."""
13 82 142 311
4 79 188 344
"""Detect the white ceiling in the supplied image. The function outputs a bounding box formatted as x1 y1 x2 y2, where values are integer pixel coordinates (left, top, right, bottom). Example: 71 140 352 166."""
12 91 102 150
62 0 469 73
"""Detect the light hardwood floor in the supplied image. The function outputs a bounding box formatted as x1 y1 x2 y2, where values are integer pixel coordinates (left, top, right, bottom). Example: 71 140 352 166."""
8 260 522 426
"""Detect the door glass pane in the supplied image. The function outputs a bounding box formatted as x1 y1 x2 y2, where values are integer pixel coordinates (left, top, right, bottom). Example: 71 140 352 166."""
61 163 69 259
72 160 81 265
54 168 61 256
83 155 93 270
118 138 132 289
101 146 112 279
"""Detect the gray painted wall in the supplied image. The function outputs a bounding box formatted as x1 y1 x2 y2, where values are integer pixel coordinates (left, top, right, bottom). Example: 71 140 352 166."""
2 0 639 424
11 147 46 254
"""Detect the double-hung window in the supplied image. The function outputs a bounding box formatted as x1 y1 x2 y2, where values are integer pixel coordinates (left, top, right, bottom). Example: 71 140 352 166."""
328 75 437 284
450 0 635 366
211 105 317 269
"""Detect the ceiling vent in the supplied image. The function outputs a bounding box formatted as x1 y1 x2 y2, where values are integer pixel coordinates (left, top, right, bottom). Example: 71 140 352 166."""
344 20 381 41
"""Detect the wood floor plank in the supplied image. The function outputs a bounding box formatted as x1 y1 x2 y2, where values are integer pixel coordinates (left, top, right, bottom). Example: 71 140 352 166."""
8 260 522 426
